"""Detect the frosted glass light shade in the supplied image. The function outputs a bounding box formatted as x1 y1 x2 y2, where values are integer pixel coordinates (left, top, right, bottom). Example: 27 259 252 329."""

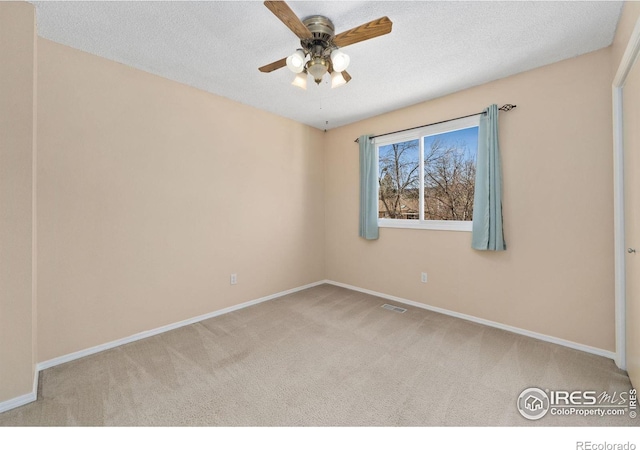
292 72 307 90
307 57 329 84
330 49 350 72
331 71 347 88
286 50 306 73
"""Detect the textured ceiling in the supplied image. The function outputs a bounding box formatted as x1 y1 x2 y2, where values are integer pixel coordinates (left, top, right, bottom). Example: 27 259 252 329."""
31 1 623 130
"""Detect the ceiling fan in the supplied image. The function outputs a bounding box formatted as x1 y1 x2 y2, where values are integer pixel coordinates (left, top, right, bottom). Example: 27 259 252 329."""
259 1 393 89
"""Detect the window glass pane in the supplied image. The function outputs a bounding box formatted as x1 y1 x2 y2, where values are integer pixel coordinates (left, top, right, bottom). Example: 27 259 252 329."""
378 139 420 220
423 127 478 221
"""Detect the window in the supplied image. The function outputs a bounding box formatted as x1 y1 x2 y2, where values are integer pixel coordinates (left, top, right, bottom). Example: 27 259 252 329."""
376 116 480 231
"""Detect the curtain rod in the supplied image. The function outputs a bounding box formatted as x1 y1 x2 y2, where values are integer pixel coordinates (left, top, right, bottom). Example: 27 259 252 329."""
354 104 517 143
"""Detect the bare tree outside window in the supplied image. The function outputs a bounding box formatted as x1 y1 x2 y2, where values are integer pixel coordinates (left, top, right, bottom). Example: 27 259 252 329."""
378 126 478 221
378 139 419 219
424 131 477 220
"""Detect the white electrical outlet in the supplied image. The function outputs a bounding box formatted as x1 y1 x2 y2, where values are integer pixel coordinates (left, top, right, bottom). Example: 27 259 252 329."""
230 273 237 285
421 272 428 283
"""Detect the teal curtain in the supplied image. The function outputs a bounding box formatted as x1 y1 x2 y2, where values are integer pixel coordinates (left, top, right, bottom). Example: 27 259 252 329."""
472 105 506 251
359 135 379 240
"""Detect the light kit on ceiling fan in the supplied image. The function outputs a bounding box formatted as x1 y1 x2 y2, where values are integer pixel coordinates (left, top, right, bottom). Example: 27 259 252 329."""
259 1 392 89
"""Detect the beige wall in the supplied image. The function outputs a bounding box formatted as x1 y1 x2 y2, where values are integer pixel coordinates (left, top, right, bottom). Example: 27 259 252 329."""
325 48 615 351
0 2 37 403
614 1 640 387
36 39 325 362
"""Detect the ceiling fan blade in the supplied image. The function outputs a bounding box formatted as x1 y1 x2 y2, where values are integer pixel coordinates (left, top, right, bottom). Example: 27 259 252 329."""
259 57 287 73
264 1 312 40
342 71 352 83
333 16 393 48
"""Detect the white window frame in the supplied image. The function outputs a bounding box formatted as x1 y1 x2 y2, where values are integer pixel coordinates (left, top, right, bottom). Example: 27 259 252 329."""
375 115 480 232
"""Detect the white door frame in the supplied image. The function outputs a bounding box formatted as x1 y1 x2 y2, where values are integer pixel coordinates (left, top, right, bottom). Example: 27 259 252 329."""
613 17 640 370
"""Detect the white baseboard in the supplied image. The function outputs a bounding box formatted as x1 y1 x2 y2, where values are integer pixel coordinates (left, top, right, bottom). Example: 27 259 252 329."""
37 280 326 371
33 368 39 397
0 391 36 415
0 370 38 414
324 280 616 361
2 278 615 415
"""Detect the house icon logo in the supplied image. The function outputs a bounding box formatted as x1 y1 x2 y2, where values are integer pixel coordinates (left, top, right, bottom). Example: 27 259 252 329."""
517 388 550 420
525 395 543 411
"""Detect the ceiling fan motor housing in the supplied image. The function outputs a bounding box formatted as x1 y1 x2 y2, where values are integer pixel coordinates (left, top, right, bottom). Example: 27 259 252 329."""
300 16 337 84
302 16 335 44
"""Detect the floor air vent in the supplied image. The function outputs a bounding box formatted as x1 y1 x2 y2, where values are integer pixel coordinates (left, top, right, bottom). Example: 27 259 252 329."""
381 304 407 313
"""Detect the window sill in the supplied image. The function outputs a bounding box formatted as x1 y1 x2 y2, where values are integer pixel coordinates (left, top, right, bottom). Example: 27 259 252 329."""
378 219 472 232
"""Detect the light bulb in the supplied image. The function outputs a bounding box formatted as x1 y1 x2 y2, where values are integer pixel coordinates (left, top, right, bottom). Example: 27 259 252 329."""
330 49 350 72
286 49 306 74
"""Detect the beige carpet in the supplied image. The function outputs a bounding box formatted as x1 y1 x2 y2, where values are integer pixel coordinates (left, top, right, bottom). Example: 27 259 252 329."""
0 284 636 426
